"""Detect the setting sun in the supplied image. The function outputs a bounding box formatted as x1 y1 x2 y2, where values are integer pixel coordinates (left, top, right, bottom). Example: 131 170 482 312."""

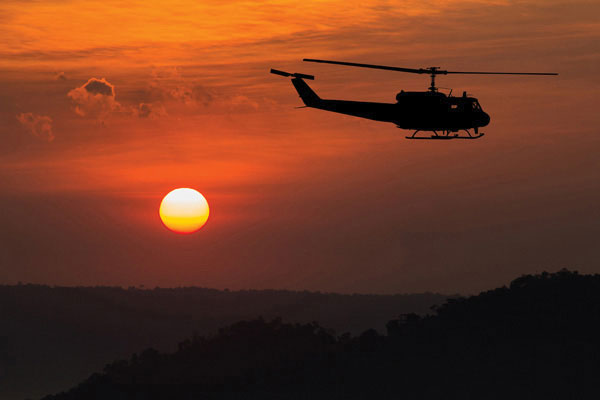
159 188 210 234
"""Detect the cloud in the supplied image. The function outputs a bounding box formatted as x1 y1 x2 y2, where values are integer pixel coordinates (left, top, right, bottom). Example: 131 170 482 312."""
228 95 259 111
67 78 120 119
16 113 54 142
65 72 258 121
133 102 167 119
83 78 114 96
140 66 263 115
147 67 214 107
167 84 212 106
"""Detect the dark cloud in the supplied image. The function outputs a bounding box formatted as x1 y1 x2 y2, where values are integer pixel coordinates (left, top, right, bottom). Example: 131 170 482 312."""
84 78 114 96
67 78 120 119
16 112 54 142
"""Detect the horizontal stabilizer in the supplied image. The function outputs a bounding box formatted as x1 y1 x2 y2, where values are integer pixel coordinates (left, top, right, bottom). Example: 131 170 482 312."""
270 69 314 80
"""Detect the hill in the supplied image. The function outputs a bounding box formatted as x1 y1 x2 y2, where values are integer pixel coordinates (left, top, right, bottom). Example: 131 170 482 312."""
42 270 600 399
0 285 446 400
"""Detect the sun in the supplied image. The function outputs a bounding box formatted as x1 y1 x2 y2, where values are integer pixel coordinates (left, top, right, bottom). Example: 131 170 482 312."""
159 188 210 234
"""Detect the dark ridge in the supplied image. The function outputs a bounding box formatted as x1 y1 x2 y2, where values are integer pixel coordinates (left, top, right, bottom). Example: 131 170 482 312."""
41 269 600 399
0 285 447 400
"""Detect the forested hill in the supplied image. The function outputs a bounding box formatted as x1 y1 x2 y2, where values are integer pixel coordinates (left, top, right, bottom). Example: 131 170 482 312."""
0 285 446 400
43 270 600 400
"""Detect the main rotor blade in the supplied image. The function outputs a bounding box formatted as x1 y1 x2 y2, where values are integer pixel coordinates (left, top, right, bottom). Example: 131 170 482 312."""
304 59 558 76
304 59 427 74
446 71 558 75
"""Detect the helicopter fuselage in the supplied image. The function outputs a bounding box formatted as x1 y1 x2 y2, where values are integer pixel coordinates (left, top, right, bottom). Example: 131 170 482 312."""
291 77 490 133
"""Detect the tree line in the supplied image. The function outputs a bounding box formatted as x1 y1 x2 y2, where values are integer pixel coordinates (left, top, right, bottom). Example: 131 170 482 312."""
43 269 600 399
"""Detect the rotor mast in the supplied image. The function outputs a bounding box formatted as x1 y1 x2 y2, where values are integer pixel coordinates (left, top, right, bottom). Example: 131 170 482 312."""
427 67 445 92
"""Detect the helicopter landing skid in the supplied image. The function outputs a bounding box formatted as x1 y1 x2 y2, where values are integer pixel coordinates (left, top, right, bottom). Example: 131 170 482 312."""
405 130 484 140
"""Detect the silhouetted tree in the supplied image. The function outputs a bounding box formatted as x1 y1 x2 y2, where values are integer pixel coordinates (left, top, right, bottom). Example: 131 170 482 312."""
42 270 600 399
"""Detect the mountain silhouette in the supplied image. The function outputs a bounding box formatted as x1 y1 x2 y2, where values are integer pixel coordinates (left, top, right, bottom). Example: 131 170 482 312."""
41 269 600 399
0 285 446 400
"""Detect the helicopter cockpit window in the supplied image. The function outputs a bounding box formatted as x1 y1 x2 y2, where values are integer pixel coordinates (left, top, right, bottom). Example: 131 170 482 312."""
472 101 481 111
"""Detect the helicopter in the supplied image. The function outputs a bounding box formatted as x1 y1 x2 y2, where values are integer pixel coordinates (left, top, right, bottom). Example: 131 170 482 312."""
271 59 558 140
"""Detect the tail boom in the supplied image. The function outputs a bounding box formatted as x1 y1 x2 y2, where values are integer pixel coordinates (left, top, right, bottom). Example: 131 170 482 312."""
271 67 399 124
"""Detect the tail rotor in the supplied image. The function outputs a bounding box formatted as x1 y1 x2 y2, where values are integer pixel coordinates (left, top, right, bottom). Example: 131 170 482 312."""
270 69 315 80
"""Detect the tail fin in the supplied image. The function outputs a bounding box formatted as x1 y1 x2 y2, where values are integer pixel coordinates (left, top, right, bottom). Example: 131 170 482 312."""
291 78 321 107
271 68 321 107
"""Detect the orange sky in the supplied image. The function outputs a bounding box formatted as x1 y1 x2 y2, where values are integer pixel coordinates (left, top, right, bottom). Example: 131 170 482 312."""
1 0 599 293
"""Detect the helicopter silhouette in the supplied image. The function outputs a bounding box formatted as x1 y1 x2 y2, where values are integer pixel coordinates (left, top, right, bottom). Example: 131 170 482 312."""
271 59 558 140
